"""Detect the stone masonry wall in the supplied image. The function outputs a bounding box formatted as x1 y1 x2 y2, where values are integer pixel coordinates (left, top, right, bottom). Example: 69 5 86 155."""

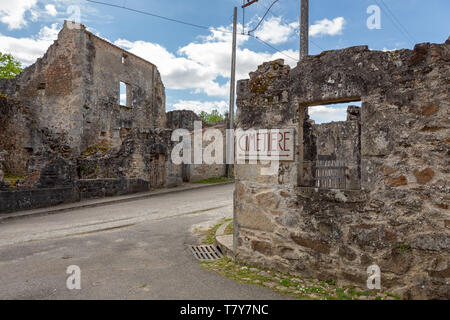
166 110 202 132
235 38 450 299
0 22 176 213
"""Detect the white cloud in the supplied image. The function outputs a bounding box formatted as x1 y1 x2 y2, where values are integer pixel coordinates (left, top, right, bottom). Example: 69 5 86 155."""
382 47 398 52
171 100 229 115
0 0 38 30
0 0 113 30
254 17 298 45
45 4 58 17
120 93 126 105
115 24 298 98
308 105 347 124
310 17 346 37
0 23 60 66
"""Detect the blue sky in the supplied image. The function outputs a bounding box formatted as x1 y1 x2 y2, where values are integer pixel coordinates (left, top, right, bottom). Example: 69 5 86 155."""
0 0 449 123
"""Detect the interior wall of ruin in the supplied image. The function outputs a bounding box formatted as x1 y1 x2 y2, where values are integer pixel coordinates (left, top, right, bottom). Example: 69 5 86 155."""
309 106 361 190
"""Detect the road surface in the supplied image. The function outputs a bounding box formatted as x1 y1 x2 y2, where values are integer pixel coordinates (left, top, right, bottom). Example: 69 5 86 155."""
0 184 287 300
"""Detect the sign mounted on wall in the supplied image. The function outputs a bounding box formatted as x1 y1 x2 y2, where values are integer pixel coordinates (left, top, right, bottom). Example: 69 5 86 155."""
236 128 295 161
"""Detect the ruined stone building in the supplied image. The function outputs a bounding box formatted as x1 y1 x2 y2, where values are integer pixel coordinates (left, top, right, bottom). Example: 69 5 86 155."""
235 38 449 299
0 22 224 213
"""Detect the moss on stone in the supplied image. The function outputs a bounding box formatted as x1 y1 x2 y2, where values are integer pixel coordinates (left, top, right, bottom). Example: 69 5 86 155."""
3 173 26 187
80 146 110 158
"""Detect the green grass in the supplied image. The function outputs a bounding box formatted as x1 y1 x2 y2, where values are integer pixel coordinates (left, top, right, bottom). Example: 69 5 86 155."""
200 257 402 300
224 221 234 235
202 222 224 244
199 221 403 300
193 177 232 184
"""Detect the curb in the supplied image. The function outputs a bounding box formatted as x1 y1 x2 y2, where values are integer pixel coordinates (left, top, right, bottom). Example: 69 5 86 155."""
215 220 234 258
0 181 234 223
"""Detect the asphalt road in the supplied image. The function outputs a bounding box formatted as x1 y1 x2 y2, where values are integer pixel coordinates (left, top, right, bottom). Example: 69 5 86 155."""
0 184 287 300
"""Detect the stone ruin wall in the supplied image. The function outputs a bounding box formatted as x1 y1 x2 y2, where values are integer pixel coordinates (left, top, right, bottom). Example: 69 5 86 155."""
166 109 228 183
0 22 191 213
188 124 227 183
235 38 449 299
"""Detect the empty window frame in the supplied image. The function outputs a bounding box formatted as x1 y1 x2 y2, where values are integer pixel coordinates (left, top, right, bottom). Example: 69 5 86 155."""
121 53 128 64
301 100 362 190
119 81 131 108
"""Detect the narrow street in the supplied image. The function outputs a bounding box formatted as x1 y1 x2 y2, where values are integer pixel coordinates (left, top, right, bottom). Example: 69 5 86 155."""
0 184 286 300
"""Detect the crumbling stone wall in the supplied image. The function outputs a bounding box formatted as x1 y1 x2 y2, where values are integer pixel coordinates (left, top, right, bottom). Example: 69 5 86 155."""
0 22 177 213
0 21 166 168
235 38 450 299
167 111 228 182
188 124 227 182
166 110 202 131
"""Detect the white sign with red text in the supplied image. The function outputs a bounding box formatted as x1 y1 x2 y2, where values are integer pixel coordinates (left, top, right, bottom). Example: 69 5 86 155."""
236 129 294 161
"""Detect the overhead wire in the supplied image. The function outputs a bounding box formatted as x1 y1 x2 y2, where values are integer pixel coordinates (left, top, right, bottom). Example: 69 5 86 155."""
85 0 299 62
373 0 416 45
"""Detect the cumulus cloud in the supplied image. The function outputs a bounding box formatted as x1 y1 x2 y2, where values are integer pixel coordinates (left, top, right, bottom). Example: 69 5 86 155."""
115 24 298 98
45 4 58 17
0 0 38 30
310 17 346 37
254 17 298 45
251 15 346 43
171 100 229 115
308 103 361 124
0 0 112 30
0 23 59 66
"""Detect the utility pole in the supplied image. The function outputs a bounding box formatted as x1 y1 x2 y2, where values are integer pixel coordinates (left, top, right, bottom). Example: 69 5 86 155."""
300 0 309 60
227 7 237 179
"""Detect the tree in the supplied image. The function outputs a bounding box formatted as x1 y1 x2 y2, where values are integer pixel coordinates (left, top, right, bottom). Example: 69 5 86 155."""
0 52 22 79
199 109 225 125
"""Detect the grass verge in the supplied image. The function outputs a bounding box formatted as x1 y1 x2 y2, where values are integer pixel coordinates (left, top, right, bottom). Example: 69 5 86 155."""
193 177 232 184
200 222 401 300
201 257 402 300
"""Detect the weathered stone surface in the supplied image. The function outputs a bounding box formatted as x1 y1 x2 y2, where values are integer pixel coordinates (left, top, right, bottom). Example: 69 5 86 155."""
291 235 330 254
251 240 273 256
385 176 408 187
235 37 450 299
412 234 450 251
236 204 275 232
338 245 357 261
166 110 202 131
255 190 280 210
413 168 435 185
349 224 397 248
380 248 413 275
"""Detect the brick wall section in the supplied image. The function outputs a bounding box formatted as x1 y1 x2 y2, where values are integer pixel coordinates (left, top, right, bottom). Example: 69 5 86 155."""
235 39 450 299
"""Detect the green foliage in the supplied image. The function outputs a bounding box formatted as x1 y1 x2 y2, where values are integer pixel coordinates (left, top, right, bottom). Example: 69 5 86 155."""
0 52 22 79
199 109 225 124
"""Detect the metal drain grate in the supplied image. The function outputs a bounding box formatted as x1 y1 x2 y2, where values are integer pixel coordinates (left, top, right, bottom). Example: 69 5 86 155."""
189 245 223 261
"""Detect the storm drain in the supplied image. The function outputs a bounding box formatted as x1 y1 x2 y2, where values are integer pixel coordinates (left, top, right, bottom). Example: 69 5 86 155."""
189 245 223 261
